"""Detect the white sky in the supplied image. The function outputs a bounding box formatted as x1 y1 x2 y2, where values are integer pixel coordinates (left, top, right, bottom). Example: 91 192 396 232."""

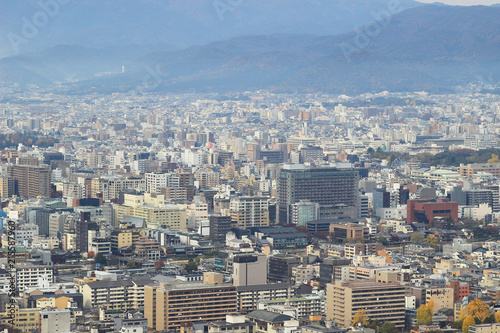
417 0 499 5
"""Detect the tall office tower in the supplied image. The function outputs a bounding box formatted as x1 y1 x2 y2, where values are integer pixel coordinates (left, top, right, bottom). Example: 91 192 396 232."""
277 165 359 224
209 214 232 244
326 272 406 329
230 196 270 228
0 175 15 198
75 212 97 253
10 165 51 198
177 170 195 202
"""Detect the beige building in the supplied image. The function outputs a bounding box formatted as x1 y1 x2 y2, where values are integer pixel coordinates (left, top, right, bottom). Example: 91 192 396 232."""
236 283 294 313
114 193 187 230
160 186 188 201
0 175 14 198
326 272 406 328
10 164 51 198
233 254 268 287
81 279 149 311
91 176 145 200
145 281 238 332
469 323 500 333
230 196 269 228
458 163 500 178
425 288 454 310
10 306 40 333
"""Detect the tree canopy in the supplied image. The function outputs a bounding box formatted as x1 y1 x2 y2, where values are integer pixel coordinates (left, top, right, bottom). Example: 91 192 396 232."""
352 309 369 327
417 300 434 325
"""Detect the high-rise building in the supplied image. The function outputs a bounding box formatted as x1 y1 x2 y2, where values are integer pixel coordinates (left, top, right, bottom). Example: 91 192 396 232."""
0 175 14 198
209 214 232 244
230 196 269 228
76 212 98 253
10 164 51 198
277 165 359 224
268 255 300 283
290 200 319 226
177 170 195 202
466 189 494 209
145 281 238 332
326 272 406 328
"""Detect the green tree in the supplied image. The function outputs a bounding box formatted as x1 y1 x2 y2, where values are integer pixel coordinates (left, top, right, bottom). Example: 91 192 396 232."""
425 235 440 251
410 232 425 243
94 253 107 266
126 261 137 269
379 321 397 333
185 259 198 273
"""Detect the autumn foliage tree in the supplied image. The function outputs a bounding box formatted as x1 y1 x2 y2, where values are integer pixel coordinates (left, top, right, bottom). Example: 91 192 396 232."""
154 261 164 270
417 300 434 325
495 311 500 323
352 309 369 327
459 299 492 324
462 315 475 333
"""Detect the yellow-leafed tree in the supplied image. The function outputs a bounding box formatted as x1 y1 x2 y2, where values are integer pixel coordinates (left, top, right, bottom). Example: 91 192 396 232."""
459 299 492 324
462 315 475 333
495 311 500 323
417 300 434 325
488 154 500 163
352 309 369 327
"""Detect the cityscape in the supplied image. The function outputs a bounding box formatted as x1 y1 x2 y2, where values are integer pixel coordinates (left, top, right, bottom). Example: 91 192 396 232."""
2 1 500 333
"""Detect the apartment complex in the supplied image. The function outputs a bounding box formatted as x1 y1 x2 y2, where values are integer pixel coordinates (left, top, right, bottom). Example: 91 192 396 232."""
90 176 145 200
145 172 179 193
114 193 187 230
236 283 294 313
458 163 500 178
81 279 150 311
209 214 232 244
15 264 54 291
230 196 270 228
326 272 406 328
10 306 40 333
0 175 14 198
277 165 359 223
10 164 51 197
144 281 238 332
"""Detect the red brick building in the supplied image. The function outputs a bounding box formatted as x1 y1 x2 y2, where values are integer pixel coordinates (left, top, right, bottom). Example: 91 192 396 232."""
407 198 458 224
448 280 470 302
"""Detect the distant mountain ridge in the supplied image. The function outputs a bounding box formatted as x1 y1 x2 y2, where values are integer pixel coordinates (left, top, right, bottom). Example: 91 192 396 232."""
2 4 500 94
0 0 421 58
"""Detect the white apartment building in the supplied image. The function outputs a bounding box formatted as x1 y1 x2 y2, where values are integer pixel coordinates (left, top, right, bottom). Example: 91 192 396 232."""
145 172 180 193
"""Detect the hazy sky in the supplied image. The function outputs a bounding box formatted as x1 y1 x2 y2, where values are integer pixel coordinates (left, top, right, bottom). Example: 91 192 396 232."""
417 0 499 5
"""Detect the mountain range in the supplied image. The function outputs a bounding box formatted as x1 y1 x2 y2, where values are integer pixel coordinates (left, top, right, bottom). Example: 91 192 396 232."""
1 2 500 94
